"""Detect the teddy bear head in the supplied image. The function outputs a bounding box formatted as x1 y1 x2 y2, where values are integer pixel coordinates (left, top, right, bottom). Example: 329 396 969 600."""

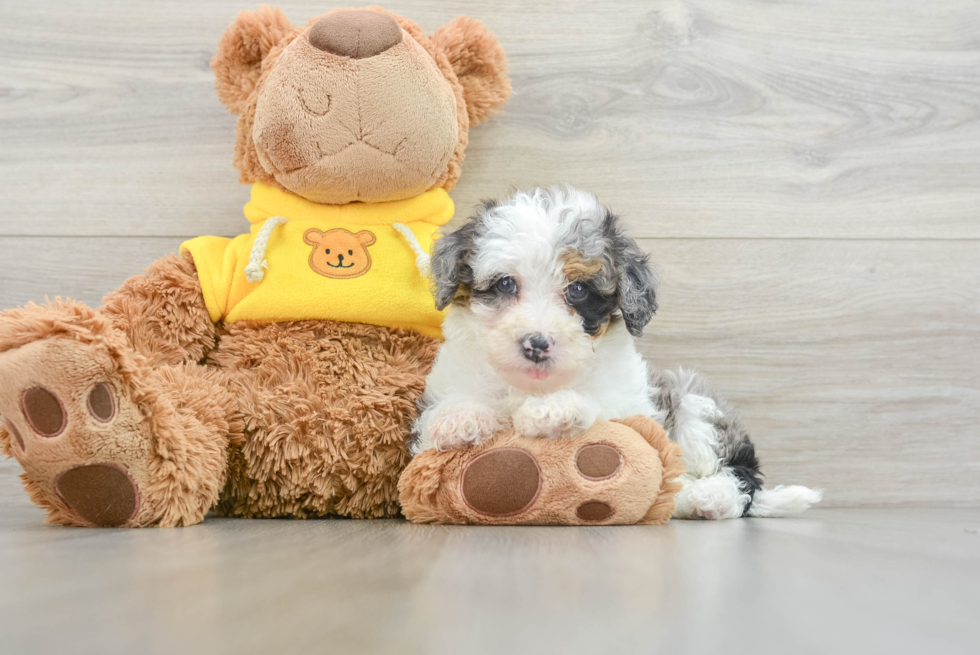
303 227 376 278
212 5 511 205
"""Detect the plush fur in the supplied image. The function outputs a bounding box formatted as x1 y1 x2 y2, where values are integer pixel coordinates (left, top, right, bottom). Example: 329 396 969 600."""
413 186 822 519
399 415 685 525
0 6 508 527
0 297 240 527
213 6 509 203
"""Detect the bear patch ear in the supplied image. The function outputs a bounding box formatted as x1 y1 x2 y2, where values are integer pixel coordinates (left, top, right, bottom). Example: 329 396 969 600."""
303 228 324 246
212 5 295 114
356 231 377 247
430 17 511 127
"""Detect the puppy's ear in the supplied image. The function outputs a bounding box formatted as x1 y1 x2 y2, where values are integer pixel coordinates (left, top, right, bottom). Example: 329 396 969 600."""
212 6 295 114
605 212 659 336
430 204 490 310
430 17 511 127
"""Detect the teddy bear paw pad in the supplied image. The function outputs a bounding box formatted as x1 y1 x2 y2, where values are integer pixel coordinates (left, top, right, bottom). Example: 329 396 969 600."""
460 448 541 517
55 464 140 528
0 338 155 527
575 443 623 480
576 500 614 522
21 386 68 437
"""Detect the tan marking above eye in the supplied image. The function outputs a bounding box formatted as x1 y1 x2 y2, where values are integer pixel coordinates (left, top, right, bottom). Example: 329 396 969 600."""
561 251 603 281
297 86 331 116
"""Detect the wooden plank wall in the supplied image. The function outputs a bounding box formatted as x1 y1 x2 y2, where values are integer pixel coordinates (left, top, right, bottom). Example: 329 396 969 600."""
1 0 978 507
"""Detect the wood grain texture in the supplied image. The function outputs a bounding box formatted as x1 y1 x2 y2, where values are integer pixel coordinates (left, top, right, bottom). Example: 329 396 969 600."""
0 0 979 237
0 506 978 654
1 1 979 506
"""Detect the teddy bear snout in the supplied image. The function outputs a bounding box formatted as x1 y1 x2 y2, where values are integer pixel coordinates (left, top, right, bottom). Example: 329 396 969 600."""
309 10 403 59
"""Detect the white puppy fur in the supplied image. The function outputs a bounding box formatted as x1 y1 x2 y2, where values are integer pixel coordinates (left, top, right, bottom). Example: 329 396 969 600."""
413 186 821 519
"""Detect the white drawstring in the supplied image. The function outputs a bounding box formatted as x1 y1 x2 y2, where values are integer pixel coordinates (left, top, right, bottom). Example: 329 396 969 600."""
243 216 288 282
392 222 431 277
244 217 430 283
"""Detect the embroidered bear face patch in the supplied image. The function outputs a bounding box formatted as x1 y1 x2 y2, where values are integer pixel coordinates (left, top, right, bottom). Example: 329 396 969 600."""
303 228 376 279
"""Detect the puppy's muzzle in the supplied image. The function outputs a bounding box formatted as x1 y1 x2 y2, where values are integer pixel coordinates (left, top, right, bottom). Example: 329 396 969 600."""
520 333 552 363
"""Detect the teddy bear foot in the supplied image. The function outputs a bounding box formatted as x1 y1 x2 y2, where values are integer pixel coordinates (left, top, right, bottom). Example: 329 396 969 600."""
0 336 155 526
398 416 686 526
0 304 235 527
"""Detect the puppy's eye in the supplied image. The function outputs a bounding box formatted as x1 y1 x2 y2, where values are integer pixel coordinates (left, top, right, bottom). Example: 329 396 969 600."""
566 281 589 303
495 276 518 295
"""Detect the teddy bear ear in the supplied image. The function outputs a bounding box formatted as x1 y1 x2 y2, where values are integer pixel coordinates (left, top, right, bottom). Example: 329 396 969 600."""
303 228 324 246
430 17 511 127
212 5 295 114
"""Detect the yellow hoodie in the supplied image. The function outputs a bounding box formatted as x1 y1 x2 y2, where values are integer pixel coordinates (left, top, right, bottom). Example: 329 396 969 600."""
180 182 452 338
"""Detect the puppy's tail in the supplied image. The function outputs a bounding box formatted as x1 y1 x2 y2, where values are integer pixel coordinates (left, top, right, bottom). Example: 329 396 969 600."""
746 485 823 518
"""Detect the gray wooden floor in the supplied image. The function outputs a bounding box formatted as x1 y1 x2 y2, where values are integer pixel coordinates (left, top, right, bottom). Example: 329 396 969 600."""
1 2 979 653
0 498 977 655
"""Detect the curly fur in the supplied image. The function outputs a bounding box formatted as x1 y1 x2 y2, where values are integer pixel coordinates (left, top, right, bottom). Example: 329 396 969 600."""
416 187 822 520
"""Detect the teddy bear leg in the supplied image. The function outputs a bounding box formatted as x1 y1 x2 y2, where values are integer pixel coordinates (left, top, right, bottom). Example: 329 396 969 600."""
0 301 239 527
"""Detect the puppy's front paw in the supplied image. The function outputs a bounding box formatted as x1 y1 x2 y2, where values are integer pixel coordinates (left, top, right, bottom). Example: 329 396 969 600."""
514 394 593 440
423 403 503 452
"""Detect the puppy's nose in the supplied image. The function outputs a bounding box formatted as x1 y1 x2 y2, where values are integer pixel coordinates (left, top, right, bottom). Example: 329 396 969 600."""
308 10 403 59
521 333 552 363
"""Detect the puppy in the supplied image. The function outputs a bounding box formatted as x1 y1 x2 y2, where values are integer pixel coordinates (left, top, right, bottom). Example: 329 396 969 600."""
412 186 821 519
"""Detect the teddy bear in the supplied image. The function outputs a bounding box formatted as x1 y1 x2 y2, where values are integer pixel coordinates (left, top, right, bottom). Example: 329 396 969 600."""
0 5 510 527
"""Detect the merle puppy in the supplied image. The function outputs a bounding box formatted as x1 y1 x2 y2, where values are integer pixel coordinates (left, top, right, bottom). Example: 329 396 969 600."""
411 186 821 519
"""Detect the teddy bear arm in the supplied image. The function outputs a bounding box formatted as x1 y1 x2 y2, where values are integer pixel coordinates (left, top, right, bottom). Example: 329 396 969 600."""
101 250 221 367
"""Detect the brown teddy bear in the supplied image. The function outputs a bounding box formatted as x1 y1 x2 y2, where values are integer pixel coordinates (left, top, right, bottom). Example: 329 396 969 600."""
0 6 510 527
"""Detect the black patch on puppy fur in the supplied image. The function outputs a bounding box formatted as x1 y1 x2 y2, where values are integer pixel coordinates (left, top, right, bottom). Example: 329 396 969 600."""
566 279 617 335
602 211 659 336
725 438 764 505
430 201 495 309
